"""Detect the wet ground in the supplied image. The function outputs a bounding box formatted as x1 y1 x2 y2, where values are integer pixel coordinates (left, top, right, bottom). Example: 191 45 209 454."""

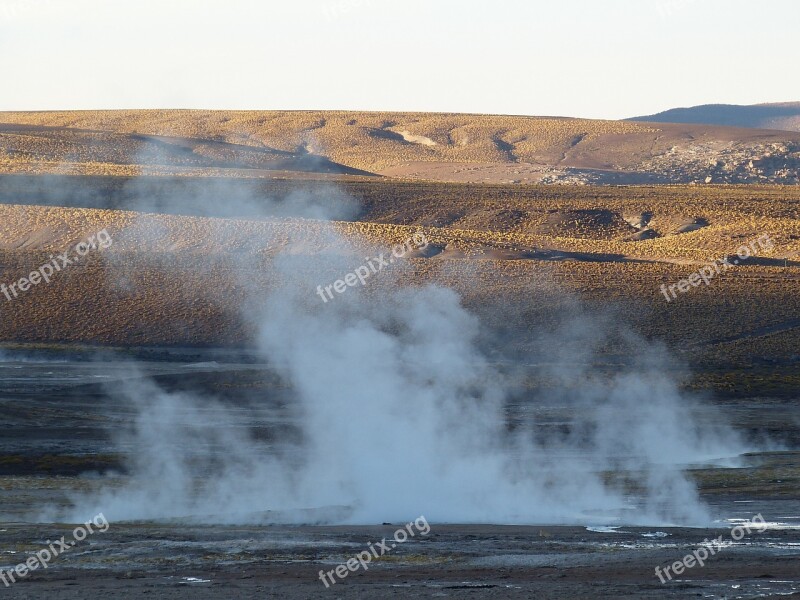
0 520 798 598
0 350 798 598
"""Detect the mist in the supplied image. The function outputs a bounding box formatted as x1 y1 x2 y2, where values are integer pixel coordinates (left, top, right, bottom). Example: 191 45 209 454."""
42 175 749 528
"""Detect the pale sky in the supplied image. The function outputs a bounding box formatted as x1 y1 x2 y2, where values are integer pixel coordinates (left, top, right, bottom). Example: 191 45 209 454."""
1 0 798 119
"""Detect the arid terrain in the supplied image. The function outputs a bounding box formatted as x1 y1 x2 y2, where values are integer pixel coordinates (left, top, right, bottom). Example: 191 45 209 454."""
0 111 798 599
1 175 800 373
2 110 799 184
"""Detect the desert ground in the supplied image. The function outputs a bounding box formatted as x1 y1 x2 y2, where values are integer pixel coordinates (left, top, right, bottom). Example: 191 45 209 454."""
1 110 799 183
0 111 798 598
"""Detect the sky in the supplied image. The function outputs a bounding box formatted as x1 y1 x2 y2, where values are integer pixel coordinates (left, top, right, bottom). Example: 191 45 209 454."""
0 0 798 119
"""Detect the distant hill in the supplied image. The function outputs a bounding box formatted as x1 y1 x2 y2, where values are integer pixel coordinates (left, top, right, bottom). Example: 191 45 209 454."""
630 102 800 132
1 110 799 184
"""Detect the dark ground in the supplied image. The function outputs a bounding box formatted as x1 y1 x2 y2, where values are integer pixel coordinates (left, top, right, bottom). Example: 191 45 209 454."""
0 351 797 599
1 521 799 599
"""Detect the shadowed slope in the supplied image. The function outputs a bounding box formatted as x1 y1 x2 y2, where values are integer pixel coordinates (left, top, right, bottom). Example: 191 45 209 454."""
630 102 800 133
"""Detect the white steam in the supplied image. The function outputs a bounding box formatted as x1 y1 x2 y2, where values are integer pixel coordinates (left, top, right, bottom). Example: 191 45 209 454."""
47 179 747 527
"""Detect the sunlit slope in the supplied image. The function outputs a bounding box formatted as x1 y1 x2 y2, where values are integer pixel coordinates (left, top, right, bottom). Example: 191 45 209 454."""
1 195 799 368
1 110 798 183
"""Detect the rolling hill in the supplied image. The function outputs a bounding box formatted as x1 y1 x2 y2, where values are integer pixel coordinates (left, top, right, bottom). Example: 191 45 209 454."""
0 110 798 370
630 102 800 133
0 110 798 184
1 182 800 375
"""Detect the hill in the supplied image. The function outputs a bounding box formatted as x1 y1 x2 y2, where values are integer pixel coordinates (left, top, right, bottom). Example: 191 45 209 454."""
1 110 798 184
630 102 800 133
2 182 800 377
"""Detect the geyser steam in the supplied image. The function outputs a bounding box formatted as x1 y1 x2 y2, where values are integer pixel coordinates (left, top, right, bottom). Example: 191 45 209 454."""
52 180 746 527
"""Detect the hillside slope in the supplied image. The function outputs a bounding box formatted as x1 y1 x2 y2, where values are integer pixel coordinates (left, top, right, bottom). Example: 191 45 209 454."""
630 102 800 133
1 110 798 184
1 185 800 369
